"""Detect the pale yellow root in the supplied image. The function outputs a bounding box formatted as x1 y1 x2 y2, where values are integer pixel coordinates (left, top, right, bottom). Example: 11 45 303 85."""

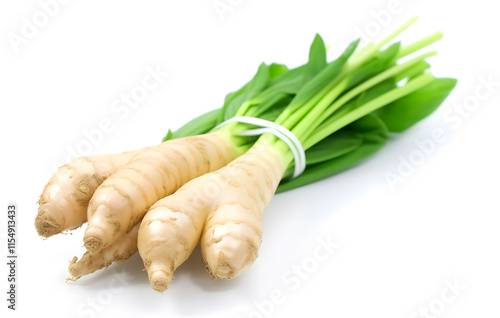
67 221 141 281
137 136 289 292
35 151 138 238
84 132 239 254
200 139 288 279
137 176 215 292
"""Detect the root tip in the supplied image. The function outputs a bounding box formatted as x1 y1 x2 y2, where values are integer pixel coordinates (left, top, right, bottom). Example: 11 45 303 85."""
150 271 172 293
83 236 102 254
34 214 62 238
65 276 80 283
204 251 235 280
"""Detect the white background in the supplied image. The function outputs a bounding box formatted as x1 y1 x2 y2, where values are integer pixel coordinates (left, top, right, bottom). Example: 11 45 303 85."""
1 1 499 317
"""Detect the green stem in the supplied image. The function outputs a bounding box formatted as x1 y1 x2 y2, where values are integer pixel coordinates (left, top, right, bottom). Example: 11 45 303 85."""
293 51 437 142
303 72 435 149
393 61 430 83
276 74 344 129
289 29 442 148
397 31 443 59
235 100 254 117
347 17 418 70
377 16 419 48
290 77 349 139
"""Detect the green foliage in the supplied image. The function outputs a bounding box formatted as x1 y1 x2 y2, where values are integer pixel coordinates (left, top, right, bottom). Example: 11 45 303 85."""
277 114 388 192
163 21 456 192
376 77 457 132
162 108 222 141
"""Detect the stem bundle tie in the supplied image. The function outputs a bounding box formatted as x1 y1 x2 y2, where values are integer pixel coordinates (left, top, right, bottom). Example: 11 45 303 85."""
213 116 306 179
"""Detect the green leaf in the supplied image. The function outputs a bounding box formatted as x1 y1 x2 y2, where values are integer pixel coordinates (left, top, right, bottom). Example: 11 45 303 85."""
287 38 360 113
221 62 270 120
168 108 223 140
346 42 401 89
268 64 307 89
242 66 306 117
304 131 362 165
249 93 293 120
268 63 289 81
303 34 328 83
376 77 457 132
162 129 173 142
277 113 388 192
265 66 307 96
258 101 293 122
167 63 296 141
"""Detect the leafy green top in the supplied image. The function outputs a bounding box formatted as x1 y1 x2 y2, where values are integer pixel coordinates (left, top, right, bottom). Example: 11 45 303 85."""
163 18 456 192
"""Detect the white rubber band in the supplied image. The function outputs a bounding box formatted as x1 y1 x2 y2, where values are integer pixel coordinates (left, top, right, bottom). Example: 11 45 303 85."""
212 116 306 179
